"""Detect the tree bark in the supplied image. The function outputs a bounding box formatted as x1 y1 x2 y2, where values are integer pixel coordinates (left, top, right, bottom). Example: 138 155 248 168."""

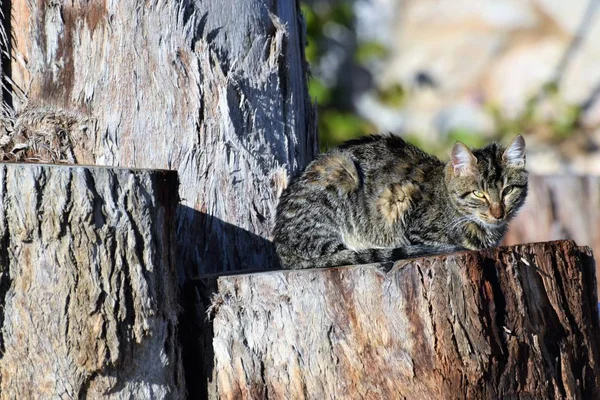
201 240 600 399
0 1 11 110
0 163 184 398
7 0 317 275
504 175 600 294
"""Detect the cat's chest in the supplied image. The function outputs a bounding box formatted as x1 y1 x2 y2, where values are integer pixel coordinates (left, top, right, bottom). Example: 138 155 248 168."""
461 223 504 249
340 232 385 252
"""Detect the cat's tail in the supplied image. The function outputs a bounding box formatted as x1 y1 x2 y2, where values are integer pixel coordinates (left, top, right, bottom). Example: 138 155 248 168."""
278 245 465 270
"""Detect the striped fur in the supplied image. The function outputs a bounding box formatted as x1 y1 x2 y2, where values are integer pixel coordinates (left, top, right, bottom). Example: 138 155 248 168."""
274 134 528 269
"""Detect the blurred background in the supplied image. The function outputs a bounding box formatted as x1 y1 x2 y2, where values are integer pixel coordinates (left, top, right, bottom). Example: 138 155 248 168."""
301 0 600 174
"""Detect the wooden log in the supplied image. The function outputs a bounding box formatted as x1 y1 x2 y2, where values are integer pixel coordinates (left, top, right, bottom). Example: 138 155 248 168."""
7 0 317 275
201 240 600 399
504 175 600 294
0 163 184 398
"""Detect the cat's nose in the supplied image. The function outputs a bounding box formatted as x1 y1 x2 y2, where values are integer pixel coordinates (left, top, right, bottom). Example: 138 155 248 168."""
489 203 504 219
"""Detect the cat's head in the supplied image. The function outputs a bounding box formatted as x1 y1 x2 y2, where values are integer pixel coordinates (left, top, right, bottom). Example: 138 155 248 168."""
444 135 528 227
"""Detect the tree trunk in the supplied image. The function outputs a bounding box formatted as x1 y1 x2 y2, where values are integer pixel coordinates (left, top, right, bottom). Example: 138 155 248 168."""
504 175 600 294
6 0 316 275
0 1 11 110
0 163 184 399
200 240 600 399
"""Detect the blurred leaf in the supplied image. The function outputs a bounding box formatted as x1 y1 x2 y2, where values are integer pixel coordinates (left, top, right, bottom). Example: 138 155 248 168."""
376 83 406 108
308 78 332 105
447 130 488 148
301 4 315 27
541 80 559 96
305 38 319 64
329 3 354 27
552 104 580 138
301 4 319 36
355 41 388 64
319 111 374 150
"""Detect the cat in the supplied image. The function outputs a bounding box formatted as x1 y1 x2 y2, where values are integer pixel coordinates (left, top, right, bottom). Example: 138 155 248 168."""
273 133 528 269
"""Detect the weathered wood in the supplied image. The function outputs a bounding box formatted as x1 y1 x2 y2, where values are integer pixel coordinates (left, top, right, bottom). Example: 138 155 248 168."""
0 163 184 398
7 0 317 275
0 1 11 110
504 175 600 293
202 240 600 399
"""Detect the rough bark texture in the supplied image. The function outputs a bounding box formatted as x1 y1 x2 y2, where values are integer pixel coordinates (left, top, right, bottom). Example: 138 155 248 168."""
0 163 184 398
0 1 11 110
203 240 600 399
7 0 316 275
504 175 600 293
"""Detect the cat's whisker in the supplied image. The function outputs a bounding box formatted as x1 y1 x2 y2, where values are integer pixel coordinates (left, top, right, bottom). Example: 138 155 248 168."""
439 215 475 233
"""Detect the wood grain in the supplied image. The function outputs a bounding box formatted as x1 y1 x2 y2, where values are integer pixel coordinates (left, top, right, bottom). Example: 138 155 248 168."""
8 0 317 275
0 163 183 399
202 241 600 399
504 174 600 293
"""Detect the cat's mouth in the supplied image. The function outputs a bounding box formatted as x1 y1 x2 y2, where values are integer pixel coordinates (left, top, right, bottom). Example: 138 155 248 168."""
476 215 506 227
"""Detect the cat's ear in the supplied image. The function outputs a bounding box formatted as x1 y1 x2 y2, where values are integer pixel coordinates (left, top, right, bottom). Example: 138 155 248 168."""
451 142 477 176
503 135 526 168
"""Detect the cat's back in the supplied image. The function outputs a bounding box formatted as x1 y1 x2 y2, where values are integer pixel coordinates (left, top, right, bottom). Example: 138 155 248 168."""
283 134 439 196
338 133 427 160
335 133 442 184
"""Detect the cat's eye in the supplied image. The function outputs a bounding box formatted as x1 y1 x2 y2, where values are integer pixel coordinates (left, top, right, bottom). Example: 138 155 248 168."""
472 190 485 198
503 186 515 196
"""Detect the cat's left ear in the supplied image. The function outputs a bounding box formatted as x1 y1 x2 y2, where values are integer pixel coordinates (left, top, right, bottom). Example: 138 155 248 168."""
502 135 526 168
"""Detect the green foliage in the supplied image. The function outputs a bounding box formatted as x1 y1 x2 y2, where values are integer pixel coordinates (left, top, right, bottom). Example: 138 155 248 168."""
404 132 489 161
301 3 584 155
329 3 354 27
301 2 381 150
550 103 581 139
354 41 388 65
490 87 582 143
488 103 529 138
319 110 375 151
447 130 489 148
308 78 331 104
376 83 406 108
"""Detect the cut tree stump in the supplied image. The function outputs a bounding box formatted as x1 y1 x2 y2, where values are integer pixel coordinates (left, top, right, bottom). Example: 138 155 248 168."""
0 163 184 398
201 240 600 399
504 175 600 294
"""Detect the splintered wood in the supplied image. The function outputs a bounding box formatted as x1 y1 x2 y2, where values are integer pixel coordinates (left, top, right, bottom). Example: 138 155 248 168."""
504 174 600 294
8 0 317 276
205 241 600 399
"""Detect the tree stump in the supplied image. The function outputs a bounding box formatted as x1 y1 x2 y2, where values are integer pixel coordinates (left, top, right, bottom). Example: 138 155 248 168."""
201 240 600 399
504 175 600 294
0 163 183 398
6 0 317 276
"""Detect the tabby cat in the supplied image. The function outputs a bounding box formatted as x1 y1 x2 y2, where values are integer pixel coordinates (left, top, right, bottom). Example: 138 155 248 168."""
273 134 528 269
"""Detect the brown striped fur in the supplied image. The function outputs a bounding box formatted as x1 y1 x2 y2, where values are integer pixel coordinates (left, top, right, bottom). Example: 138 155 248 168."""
274 134 528 269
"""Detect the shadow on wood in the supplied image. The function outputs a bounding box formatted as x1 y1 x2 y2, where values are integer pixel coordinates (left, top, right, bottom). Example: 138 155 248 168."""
176 204 280 399
196 240 600 399
4 0 317 278
0 163 281 399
